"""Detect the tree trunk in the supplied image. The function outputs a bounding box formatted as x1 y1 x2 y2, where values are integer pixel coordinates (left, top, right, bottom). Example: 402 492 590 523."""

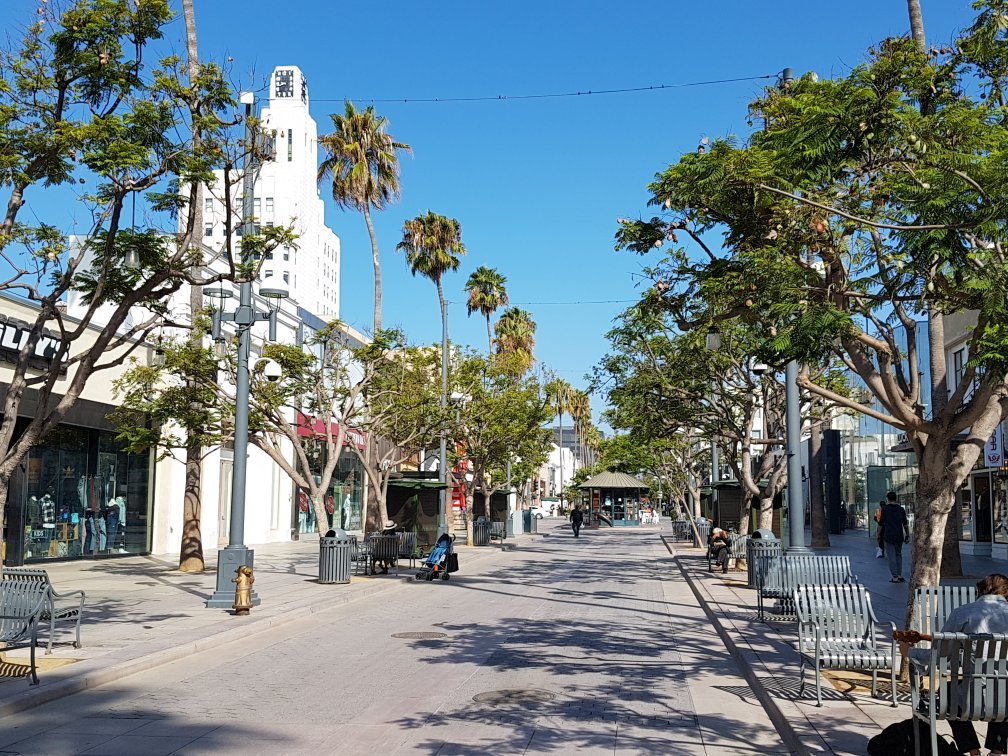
179 0 205 573
757 495 775 531
906 0 926 52
905 472 956 629
363 204 382 333
179 438 205 571
311 493 329 538
809 428 830 548
486 314 493 356
465 484 474 546
940 494 963 578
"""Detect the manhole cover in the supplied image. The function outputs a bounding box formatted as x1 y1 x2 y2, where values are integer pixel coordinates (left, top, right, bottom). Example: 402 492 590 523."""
391 631 447 640
473 689 557 706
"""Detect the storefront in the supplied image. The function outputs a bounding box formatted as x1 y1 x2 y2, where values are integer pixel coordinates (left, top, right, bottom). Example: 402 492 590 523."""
294 411 366 535
959 424 1007 558
0 295 155 566
4 416 152 564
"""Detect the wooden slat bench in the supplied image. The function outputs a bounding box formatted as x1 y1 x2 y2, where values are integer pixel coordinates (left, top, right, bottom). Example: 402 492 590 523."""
0 578 48 685
795 583 897 707
3 568 85 654
756 554 858 621
910 631 1008 756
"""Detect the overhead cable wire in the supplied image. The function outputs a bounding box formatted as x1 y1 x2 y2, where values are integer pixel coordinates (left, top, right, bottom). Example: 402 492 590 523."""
313 74 776 105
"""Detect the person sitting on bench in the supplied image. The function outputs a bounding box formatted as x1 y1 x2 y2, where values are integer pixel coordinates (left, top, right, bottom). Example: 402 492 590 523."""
709 526 731 574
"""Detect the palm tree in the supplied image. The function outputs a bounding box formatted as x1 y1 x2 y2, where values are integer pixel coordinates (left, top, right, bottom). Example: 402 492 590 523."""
398 211 466 535
494 307 536 373
318 101 411 333
464 266 509 354
568 390 592 468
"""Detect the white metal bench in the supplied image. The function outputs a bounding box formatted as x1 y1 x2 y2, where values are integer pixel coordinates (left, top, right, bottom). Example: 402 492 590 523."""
758 554 858 621
911 585 977 649
795 583 897 707
3 568 85 653
0 578 48 685
910 632 1008 756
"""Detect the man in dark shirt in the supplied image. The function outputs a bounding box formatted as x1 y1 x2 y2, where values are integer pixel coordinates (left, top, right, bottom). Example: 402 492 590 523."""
570 505 584 538
880 491 910 583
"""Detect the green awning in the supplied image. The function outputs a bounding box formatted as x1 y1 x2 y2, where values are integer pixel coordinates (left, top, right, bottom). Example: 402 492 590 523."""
388 479 449 490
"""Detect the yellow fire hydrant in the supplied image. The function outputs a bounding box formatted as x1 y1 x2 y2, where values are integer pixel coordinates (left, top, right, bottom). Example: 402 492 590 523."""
232 565 254 615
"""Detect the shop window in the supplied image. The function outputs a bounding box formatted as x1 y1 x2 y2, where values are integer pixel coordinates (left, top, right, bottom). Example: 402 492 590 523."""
16 426 150 562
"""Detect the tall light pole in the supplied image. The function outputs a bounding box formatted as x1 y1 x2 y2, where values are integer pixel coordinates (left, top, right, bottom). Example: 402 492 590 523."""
438 310 449 538
784 359 807 551
206 91 287 609
705 327 722 520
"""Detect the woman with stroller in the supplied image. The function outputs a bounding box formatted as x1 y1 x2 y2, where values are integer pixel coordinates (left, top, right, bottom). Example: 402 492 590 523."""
709 525 731 573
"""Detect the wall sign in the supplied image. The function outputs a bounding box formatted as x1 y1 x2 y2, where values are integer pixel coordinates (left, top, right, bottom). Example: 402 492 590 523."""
986 425 1004 468
0 313 66 372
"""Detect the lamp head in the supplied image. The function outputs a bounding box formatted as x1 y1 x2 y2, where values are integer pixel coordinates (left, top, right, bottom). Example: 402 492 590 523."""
705 326 721 351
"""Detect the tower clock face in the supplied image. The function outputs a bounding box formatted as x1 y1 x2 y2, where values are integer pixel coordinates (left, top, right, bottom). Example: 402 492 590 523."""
276 69 294 98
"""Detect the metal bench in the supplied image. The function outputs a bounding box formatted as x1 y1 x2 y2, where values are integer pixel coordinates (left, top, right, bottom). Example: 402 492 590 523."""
795 583 897 707
669 520 691 542
0 578 48 685
911 585 977 649
396 532 418 569
757 554 858 621
3 568 85 654
708 533 750 571
910 632 1008 756
368 534 400 576
490 521 507 542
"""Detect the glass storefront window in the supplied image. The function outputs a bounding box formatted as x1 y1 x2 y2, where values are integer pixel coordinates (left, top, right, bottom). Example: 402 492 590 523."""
14 425 151 563
995 476 1008 544
296 442 364 534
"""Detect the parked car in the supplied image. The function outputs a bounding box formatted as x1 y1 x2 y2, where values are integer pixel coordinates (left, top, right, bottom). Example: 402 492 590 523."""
529 505 550 519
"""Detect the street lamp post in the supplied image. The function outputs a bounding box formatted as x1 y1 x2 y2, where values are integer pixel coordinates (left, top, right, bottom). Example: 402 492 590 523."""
206 91 287 609
785 360 807 551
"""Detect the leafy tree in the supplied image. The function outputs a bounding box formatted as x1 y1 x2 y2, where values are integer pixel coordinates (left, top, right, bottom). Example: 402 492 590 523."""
114 321 437 537
465 266 509 354
318 101 411 334
452 353 553 523
613 5 1008 607
350 332 452 531
0 0 249 571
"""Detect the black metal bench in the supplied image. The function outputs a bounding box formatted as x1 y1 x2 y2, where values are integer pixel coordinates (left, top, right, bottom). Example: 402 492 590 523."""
396 532 418 569
3 568 85 653
0 577 48 685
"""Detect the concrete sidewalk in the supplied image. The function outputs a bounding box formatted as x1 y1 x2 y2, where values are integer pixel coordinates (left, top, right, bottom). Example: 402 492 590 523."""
669 527 997 755
0 536 504 718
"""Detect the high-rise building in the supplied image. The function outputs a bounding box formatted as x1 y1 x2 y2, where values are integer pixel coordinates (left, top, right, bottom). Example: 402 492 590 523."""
198 65 341 319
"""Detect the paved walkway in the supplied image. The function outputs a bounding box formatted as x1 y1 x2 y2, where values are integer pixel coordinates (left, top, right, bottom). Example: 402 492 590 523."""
1 521 1001 754
0 522 785 755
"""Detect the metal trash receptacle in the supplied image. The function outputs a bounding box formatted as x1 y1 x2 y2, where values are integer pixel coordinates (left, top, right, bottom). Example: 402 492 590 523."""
473 518 490 546
319 532 352 584
523 510 532 533
747 534 781 588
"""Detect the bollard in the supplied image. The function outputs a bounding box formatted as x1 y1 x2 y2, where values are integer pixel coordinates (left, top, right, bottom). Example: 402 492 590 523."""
233 565 254 615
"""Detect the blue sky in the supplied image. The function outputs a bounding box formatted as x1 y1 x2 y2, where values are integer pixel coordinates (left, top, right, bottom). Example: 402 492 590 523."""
0 1 978 428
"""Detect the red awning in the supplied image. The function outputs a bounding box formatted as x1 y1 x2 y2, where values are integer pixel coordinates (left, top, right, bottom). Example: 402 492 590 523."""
295 411 367 451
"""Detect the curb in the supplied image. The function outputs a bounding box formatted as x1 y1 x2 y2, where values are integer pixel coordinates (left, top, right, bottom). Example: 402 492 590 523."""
666 540 814 755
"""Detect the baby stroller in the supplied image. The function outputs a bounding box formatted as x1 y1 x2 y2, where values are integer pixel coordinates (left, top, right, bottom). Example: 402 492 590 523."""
416 533 457 581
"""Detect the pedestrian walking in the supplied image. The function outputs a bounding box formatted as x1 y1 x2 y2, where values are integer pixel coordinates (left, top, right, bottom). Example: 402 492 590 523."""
874 500 886 558
570 504 584 538
880 491 910 582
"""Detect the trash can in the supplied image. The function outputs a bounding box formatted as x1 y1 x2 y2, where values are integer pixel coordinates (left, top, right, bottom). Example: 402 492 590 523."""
522 509 532 534
747 531 781 589
319 530 352 584
473 517 490 546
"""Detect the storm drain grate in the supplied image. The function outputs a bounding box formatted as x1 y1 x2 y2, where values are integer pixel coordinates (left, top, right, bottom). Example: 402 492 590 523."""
391 631 447 640
473 688 557 706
